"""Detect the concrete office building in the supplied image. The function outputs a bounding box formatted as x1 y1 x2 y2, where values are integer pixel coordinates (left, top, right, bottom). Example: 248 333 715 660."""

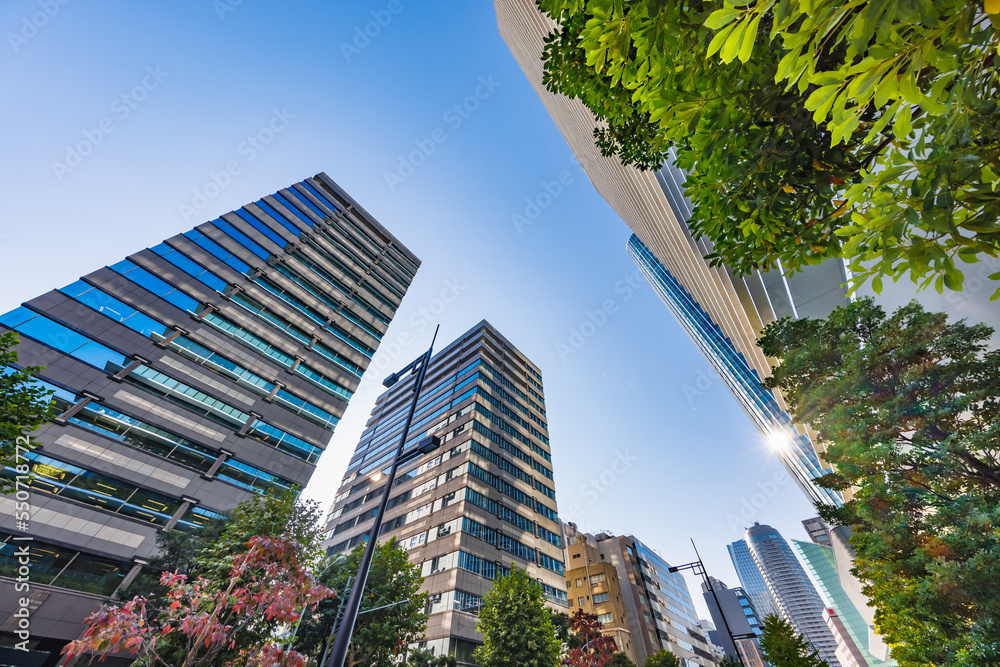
564 530 638 665
745 524 841 666
495 0 846 507
0 173 418 666
701 577 766 667
322 321 566 664
564 523 718 667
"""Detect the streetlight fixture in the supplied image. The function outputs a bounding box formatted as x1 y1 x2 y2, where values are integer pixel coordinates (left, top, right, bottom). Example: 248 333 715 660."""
667 540 752 667
325 326 441 667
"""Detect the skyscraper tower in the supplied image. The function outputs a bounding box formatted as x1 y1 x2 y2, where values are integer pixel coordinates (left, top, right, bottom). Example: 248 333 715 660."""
0 173 418 663
745 524 841 666
321 321 566 663
494 0 846 507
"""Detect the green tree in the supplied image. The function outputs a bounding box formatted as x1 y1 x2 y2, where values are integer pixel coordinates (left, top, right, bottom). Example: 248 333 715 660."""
536 0 1000 297
408 647 457 667
1 332 56 493
550 609 585 651
611 652 637 667
293 538 427 667
643 649 681 667
473 565 561 667
719 657 742 667
759 298 1000 665
757 615 829 667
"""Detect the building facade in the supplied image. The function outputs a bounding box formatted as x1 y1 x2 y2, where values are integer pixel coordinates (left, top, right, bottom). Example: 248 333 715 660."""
701 577 767 667
0 173 418 664
728 539 781 623
494 0 847 507
321 321 566 664
563 528 639 665
745 524 841 666
793 526 894 666
564 524 718 667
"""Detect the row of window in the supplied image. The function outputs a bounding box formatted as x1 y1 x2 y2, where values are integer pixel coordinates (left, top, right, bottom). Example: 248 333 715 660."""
0 532 129 596
478 357 545 415
181 225 376 359
476 362 548 430
5 451 216 530
0 305 325 467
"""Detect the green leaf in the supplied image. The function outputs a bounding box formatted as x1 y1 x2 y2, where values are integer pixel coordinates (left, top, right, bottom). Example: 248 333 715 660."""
720 19 749 63
738 15 762 63
707 22 737 58
705 8 741 30
893 104 913 140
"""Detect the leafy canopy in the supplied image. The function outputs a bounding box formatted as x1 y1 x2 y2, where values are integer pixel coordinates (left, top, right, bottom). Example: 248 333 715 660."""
474 565 562 667
759 298 1000 665
643 649 680 667
536 0 1000 297
1 332 56 494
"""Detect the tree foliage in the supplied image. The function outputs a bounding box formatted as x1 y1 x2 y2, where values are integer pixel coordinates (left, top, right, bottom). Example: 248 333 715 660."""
551 610 585 651
757 615 829 667
562 609 618 666
642 649 680 667
474 565 562 667
63 535 333 667
1 332 55 494
292 538 427 667
759 298 1000 665
611 652 636 667
536 0 1000 297
408 647 457 667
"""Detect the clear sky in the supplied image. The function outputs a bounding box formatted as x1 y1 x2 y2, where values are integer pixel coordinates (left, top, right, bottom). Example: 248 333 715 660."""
1 0 824 619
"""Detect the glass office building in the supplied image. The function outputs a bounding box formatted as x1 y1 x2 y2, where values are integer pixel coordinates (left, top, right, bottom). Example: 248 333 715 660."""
322 321 566 664
0 173 418 663
793 539 894 667
628 235 843 506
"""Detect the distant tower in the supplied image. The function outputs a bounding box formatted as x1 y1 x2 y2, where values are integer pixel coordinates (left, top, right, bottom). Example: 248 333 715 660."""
745 523 842 666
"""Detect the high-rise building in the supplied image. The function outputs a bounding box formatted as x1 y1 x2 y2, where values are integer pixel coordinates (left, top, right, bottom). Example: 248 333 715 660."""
321 321 566 664
494 0 846 507
728 539 780 622
0 173 418 664
745 524 841 666
793 534 894 666
564 523 718 667
801 520 894 663
701 577 767 667
563 530 639 665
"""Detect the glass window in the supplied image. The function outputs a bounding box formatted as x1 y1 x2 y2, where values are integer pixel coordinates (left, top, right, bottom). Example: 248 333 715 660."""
597 613 613 624
246 419 322 464
271 191 316 228
59 281 171 340
593 593 610 603
0 533 127 596
183 229 252 273
110 259 200 313
152 242 228 292
234 208 287 248
0 307 127 373
210 218 270 260
590 573 606 585
256 199 306 237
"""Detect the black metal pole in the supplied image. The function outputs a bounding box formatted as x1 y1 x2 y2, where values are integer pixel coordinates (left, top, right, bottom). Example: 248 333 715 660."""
692 540 746 667
325 327 438 667
318 573 353 667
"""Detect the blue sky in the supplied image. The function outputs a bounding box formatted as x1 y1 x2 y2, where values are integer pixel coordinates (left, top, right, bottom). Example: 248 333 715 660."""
0 0 821 618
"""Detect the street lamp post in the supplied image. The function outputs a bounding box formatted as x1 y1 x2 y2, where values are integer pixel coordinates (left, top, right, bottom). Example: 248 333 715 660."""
325 326 440 667
668 540 750 667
